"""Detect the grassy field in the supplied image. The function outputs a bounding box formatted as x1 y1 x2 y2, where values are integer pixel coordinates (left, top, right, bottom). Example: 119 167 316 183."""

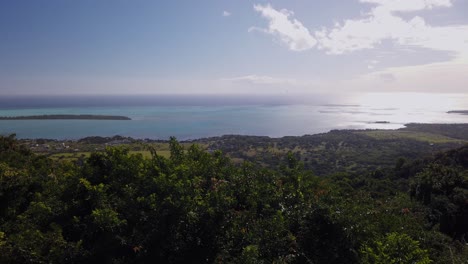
355 130 467 144
46 142 207 161
27 126 468 170
48 150 171 161
48 152 91 162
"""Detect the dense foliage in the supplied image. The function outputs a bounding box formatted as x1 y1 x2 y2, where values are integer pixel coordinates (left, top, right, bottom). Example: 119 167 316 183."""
1 135 467 263
204 129 464 176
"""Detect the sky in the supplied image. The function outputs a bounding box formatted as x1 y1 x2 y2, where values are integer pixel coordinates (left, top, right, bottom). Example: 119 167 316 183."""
1 0 467 95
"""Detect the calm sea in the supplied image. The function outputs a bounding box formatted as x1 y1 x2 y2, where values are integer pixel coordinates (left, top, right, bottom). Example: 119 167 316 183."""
0 93 467 140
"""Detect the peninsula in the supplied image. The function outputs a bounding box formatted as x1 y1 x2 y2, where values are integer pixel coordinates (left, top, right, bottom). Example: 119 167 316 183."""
0 114 131 120
447 110 468 115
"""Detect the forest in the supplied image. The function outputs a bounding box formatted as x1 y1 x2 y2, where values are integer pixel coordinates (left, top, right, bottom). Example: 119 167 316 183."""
1 133 467 263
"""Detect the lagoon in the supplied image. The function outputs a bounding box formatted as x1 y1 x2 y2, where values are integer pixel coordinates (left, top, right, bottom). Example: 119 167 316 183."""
1 93 467 140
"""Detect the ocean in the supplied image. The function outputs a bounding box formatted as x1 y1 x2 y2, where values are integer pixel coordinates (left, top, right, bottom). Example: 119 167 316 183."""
0 93 467 140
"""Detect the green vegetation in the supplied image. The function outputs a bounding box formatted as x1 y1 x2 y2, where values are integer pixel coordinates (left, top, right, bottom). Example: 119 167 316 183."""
360 233 431 264
358 130 464 144
201 128 466 176
1 132 468 263
23 124 468 178
402 123 468 140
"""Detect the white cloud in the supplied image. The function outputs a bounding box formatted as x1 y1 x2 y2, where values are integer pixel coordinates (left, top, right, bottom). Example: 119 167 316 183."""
359 0 452 12
367 60 379 69
222 75 299 85
346 60 468 92
252 1 468 59
222 11 231 17
250 4 317 51
378 73 396 82
316 0 468 57
248 1 468 93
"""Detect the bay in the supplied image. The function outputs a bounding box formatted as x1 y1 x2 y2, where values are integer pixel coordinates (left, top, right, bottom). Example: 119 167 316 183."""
0 93 467 140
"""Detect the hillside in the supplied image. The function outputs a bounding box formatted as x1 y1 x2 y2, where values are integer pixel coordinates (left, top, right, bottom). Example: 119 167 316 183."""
20 124 468 177
199 124 468 176
2 127 468 263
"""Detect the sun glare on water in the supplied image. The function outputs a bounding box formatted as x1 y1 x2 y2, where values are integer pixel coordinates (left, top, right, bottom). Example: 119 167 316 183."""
337 92 468 128
355 93 464 112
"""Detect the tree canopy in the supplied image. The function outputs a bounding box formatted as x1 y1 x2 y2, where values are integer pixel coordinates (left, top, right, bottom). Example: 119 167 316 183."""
1 135 467 263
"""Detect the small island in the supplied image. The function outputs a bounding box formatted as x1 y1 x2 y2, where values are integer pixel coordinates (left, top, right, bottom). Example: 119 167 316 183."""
0 114 131 120
447 110 468 115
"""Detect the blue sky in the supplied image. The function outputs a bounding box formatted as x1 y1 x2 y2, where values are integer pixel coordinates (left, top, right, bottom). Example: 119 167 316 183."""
1 0 467 95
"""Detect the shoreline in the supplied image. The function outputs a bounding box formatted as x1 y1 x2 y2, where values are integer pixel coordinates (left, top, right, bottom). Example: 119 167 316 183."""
447 110 468 115
7 122 468 142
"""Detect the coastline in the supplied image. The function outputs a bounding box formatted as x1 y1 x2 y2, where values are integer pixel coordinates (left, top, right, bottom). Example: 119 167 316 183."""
12 122 468 177
9 122 468 142
447 110 468 115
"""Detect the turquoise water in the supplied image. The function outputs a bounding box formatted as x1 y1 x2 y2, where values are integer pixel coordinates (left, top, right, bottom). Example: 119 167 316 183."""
1 93 467 139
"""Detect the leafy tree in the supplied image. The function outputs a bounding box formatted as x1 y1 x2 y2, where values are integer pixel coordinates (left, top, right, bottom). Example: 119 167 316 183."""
1 135 468 263
361 232 431 264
